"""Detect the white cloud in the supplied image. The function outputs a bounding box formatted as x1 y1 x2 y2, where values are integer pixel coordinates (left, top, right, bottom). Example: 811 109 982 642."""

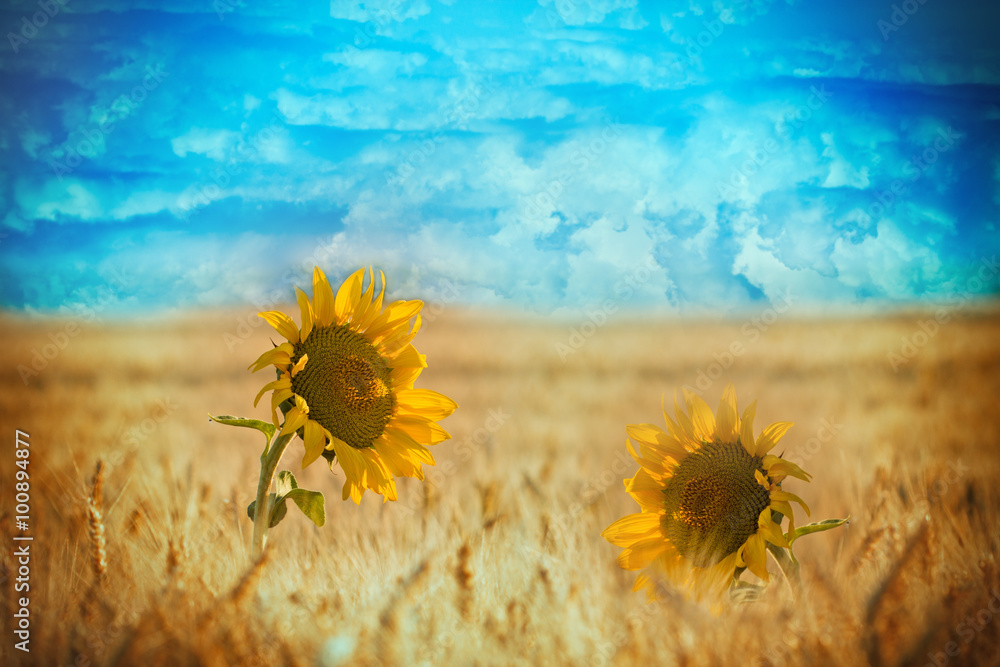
18 180 103 222
171 128 241 160
618 7 648 30
535 41 685 89
109 190 182 219
329 0 430 23
831 219 943 299
276 88 400 129
253 129 295 164
276 77 573 130
243 94 262 114
733 226 853 304
322 47 428 77
535 0 640 27
562 215 671 306
20 129 51 160
820 132 871 189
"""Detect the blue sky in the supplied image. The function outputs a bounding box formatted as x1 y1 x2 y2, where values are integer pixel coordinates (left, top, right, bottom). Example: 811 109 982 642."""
1 0 998 316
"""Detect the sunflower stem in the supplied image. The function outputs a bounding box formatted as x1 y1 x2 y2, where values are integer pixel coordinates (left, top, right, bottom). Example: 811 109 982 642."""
251 431 294 560
766 543 801 594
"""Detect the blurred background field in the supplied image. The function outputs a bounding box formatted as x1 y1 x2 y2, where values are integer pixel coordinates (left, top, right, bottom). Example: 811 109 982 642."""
1 305 999 666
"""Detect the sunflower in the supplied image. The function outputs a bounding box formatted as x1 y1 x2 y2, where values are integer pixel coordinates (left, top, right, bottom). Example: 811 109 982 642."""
602 384 811 601
249 266 457 504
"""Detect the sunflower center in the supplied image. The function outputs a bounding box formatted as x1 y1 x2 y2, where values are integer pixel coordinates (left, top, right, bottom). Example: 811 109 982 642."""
333 355 386 412
290 325 394 450
661 440 770 567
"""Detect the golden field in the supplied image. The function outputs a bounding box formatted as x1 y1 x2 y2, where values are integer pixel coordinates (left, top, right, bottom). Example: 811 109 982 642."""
1 305 999 666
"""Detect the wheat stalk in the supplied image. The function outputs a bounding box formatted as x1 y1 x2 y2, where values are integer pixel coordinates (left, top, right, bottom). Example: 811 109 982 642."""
228 549 270 608
87 460 108 580
455 541 474 620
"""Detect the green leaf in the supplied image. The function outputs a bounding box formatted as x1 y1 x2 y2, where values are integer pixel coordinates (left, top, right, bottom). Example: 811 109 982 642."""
247 471 325 530
247 493 288 528
787 516 850 545
284 488 326 527
209 414 275 451
274 469 325 527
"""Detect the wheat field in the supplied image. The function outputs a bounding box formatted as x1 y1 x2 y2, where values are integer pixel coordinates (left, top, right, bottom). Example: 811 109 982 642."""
1 305 999 666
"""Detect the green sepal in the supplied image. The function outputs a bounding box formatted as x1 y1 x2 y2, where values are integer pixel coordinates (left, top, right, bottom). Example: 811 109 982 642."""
247 493 288 528
786 516 850 545
209 414 275 451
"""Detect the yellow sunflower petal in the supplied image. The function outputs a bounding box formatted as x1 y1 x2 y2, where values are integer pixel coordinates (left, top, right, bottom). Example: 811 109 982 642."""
270 386 293 415
358 448 395 500
632 572 653 593
249 342 295 372
312 266 335 327
625 423 688 461
672 391 697 444
625 467 662 495
630 491 665 514
601 512 662 547
683 389 716 443
739 400 757 456
349 267 375 326
334 268 365 325
390 344 427 370
379 315 422 355
374 435 426 479
378 475 399 503
327 435 366 503
295 286 314 340
649 548 685 588
278 400 309 438
367 299 424 341
770 489 811 517
693 552 740 598
740 534 769 582
395 388 458 420
258 311 299 344
626 439 672 478
756 421 794 456
289 353 309 378
770 498 796 535
715 383 739 445
382 427 436 465
762 455 812 482
253 377 290 408
342 477 363 504
390 364 423 390
301 419 327 468
353 269 386 331
660 394 685 442
391 416 451 445
616 536 669 570
758 507 791 545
